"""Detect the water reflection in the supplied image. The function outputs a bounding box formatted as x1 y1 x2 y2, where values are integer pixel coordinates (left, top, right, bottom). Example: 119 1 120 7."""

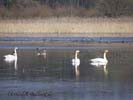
90 62 108 78
74 66 80 79
4 59 18 71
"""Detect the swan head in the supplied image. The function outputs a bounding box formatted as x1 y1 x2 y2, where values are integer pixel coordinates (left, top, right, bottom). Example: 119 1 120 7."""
75 50 80 54
104 50 109 53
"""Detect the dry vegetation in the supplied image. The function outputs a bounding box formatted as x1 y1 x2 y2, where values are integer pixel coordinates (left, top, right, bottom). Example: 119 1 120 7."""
0 17 133 37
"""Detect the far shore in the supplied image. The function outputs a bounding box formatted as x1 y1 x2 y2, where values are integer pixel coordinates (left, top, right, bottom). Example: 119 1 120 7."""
0 17 133 37
0 41 133 47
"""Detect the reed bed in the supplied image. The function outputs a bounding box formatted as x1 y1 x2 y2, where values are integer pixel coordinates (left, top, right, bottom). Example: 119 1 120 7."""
0 17 133 37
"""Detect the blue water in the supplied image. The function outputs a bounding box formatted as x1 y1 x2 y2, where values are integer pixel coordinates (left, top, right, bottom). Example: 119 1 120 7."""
0 37 133 42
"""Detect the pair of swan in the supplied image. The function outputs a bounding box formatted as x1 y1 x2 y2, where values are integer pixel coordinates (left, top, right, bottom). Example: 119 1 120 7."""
4 47 47 61
71 50 109 79
36 48 47 56
72 50 109 67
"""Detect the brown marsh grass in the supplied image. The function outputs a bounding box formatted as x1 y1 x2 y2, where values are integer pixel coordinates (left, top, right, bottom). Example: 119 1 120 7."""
0 17 133 37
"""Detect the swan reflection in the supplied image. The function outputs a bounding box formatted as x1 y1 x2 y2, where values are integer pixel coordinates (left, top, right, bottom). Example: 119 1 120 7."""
4 56 18 71
90 62 108 77
74 65 80 79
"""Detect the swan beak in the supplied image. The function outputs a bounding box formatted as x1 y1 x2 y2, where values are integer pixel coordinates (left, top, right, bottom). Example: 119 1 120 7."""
105 50 109 53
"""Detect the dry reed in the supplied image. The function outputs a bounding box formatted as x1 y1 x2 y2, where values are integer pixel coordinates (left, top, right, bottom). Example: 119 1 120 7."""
0 17 133 37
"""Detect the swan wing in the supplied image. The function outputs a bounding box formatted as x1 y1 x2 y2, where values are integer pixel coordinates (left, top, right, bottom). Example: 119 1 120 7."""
4 54 17 62
4 55 15 58
90 58 107 63
90 62 107 67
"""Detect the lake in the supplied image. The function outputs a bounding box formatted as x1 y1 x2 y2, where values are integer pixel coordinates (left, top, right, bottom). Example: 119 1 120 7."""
0 43 133 100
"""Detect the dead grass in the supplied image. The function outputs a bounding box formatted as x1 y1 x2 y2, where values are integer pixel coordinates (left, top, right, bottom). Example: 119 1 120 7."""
0 17 133 37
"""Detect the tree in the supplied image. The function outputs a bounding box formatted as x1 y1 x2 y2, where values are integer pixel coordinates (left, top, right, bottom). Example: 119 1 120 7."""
0 0 16 8
99 0 133 17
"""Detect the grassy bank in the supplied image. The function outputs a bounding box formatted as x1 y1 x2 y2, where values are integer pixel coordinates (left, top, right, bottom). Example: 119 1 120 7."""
0 17 133 37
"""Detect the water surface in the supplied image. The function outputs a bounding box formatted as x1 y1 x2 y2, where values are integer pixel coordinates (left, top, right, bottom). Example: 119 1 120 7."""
0 44 133 100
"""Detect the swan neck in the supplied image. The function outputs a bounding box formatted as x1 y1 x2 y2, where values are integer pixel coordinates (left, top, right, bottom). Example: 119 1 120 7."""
75 52 78 59
103 52 107 60
14 49 17 57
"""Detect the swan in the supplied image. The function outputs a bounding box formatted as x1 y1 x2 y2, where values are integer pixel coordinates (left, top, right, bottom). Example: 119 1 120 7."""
90 50 109 64
36 48 47 57
4 47 18 62
72 50 80 66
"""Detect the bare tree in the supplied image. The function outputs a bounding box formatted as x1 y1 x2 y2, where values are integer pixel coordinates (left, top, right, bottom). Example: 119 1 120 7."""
98 0 133 17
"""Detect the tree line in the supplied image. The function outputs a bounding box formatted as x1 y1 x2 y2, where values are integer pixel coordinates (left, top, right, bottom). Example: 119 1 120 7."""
0 0 133 18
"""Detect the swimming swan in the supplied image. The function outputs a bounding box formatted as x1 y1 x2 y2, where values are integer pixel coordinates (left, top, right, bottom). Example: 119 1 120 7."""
90 50 109 64
36 48 47 57
4 47 18 62
72 50 80 66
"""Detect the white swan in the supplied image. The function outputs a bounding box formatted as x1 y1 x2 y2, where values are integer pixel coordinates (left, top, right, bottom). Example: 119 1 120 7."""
90 50 109 64
72 50 80 67
4 47 18 62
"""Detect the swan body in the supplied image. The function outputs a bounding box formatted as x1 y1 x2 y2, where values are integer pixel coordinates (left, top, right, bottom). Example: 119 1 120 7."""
4 55 17 62
90 58 108 63
4 47 18 62
72 50 80 66
90 50 109 64
72 58 80 66
90 62 107 67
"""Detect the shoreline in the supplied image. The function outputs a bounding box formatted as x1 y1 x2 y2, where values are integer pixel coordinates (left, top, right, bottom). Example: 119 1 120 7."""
0 41 133 49
0 37 133 43
0 32 133 37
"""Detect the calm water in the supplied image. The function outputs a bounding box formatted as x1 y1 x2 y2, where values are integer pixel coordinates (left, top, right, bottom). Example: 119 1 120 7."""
0 44 133 100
